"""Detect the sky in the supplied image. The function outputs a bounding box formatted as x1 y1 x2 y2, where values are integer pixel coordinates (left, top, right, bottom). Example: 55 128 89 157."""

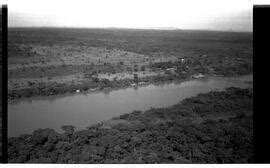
5 0 254 32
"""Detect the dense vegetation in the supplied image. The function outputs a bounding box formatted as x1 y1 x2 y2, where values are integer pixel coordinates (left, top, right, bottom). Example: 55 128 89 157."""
8 87 253 163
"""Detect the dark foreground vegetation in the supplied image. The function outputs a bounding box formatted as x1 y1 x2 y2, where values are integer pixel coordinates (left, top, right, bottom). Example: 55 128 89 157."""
8 87 253 163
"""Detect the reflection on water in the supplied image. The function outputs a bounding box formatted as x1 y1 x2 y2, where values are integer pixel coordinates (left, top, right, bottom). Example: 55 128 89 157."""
8 75 253 137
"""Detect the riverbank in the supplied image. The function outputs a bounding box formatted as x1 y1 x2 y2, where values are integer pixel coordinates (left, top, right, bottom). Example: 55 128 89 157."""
8 28 252 101
8 87 253 163
8 72 252 101
8 73 188 100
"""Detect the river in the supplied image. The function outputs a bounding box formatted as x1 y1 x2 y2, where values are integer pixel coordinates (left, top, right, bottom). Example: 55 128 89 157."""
8 75 253 137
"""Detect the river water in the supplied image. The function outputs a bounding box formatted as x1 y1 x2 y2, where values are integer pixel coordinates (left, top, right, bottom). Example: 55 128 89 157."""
8 75 253 137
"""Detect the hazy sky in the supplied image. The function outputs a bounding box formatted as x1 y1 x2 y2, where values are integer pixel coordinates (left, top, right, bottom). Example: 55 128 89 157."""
6 0 253 32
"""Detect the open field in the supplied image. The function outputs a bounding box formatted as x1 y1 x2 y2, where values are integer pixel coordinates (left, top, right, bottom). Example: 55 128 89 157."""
8 87 253 163
8 28 252 100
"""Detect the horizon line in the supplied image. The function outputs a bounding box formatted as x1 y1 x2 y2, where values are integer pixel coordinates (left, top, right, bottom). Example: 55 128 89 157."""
8 26 253 33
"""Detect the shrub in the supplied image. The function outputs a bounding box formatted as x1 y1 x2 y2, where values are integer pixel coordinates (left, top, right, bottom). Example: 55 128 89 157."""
141 66 146 71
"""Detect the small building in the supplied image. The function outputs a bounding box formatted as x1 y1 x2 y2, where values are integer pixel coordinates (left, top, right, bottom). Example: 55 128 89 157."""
181 71 187 74
138 82 146 85
192 73 205 79
84 71 98 79
165 68 176 75
90 88 98 91
181 58 185 63
178 57 186 63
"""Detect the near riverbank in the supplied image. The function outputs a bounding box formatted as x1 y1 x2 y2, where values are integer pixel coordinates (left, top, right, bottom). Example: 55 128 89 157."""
8 87 253 163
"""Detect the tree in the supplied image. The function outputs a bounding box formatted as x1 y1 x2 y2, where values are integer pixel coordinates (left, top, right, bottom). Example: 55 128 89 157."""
134 74 139 82
141 66 146 71
61 125 76 135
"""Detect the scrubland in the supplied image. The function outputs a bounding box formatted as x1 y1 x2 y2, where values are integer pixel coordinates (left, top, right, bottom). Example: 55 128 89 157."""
8 28 252 100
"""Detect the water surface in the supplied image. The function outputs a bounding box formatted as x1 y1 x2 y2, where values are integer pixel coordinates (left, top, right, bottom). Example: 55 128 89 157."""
8 75 253 137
